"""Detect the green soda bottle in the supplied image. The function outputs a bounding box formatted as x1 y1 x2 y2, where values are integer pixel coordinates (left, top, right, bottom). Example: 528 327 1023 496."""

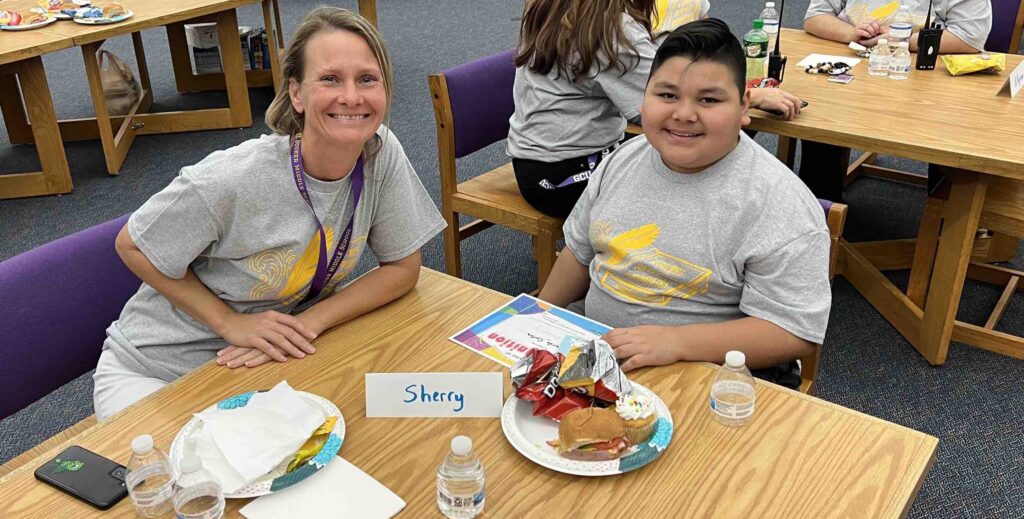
744 19 769 80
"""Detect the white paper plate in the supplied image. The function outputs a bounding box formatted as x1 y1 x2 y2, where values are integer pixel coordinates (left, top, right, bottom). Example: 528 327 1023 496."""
72 9 131 24
501 382 674 476
0 16 57 30
169 390 346 498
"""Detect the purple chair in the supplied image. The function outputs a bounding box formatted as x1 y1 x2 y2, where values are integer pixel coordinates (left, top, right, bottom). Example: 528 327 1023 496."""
985 0 1024 53
0 215 140 418
428 49 565 289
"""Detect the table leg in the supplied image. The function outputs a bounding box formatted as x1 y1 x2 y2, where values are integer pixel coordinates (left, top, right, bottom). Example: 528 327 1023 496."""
916 168 989 365
0 57 72 199
776 135 796 169
359 0 377 27
166 22 198 93
215 8 252 128
0 72 34 145
82 41 141 175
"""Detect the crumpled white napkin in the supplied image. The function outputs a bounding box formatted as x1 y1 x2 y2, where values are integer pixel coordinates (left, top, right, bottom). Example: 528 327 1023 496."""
192 381 327 493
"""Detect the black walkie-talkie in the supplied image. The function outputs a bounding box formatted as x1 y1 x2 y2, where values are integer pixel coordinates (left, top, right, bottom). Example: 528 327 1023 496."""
767 0 787 81
915 0 942 70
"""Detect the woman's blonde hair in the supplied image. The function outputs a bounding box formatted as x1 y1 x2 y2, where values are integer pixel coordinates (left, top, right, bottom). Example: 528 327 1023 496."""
265 6 393 137
516 0 655 83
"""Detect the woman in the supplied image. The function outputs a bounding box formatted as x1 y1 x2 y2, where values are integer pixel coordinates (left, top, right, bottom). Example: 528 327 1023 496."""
92 7 445 420
508 0 803 218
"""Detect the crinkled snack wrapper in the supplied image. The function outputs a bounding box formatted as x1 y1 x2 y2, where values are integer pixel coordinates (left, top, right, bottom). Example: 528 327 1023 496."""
511 339 632 421
942 53 1006 76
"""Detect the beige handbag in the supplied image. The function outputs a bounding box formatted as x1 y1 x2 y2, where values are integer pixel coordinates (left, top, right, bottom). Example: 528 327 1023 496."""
99 50 141 116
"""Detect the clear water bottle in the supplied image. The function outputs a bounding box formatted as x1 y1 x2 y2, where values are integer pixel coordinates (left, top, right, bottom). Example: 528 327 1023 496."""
759 2 780 56
888 4 915 50
709 351 756 427
436 435 485 519
743 20 769 80
125 434 175 518
888 42 911 80
173 454 224 519
868 38 891 76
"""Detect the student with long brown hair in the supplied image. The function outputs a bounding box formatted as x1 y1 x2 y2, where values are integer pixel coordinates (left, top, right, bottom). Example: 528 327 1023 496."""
508 0 804 219
91 7 444 420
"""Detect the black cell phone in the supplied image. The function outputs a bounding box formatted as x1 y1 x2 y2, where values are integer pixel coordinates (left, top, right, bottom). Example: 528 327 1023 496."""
765 100 809 117
34 445 129 510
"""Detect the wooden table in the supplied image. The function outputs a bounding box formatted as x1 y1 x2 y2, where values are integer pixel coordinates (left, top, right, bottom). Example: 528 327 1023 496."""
0 0 281 198
746 29 1024 365
0 268 937 517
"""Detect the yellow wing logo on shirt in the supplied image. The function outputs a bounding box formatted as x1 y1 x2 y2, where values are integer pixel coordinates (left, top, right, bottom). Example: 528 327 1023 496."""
594 222 712 306
653 0 704 33
248 229 367 304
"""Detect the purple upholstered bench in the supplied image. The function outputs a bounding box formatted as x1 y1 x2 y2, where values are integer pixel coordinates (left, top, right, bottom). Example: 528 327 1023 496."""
0 215 140 419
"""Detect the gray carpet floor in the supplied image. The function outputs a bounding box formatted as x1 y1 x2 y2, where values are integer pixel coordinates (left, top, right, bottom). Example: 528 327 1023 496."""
3 1 1024 517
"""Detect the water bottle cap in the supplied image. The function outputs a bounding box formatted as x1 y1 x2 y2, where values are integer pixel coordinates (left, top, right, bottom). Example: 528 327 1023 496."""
725 351 746 367
179 454 202 475
765 2 775 7
451 435 472 456
898 42 909 48
878 39 888 45
131 434 154 454
753 19 764 29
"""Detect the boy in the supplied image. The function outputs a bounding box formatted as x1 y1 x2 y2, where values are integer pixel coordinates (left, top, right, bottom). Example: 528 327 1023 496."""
539 19 831 386
800 0 992 201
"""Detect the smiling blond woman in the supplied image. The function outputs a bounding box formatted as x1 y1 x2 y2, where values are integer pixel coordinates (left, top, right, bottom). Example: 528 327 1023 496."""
92 7 444 420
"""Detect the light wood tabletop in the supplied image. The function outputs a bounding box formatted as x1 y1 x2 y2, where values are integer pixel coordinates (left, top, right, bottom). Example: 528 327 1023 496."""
0 26 72 66
746 29 1024 179
0 268 938 518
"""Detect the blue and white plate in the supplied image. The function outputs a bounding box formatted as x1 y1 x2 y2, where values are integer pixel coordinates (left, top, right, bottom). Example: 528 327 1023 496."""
169 390 345 498
71 9 131 24
501 382 673 476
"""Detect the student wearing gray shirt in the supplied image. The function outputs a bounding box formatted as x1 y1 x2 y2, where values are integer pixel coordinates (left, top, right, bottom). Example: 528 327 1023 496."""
799 0 992 202
92 8 445 420
540 20 831 388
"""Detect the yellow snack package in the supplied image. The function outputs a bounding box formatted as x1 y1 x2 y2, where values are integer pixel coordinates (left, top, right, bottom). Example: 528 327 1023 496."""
942 53 1006 76
285 416 337 473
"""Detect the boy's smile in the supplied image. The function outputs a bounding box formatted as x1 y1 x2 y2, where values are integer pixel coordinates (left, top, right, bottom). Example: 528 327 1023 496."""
641 57 751 174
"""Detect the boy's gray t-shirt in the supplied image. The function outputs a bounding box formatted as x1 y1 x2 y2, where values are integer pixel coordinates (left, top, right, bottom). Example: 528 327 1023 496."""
104 128 446 381
563 133 832 344
506 14 657 162
804 0 992 51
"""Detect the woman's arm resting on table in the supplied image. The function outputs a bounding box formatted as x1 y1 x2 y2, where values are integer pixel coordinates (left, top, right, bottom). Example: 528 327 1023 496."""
804 14 860 43
603 316 816 371
538 250 591 308
115 224 315 363
909 30 981 54
219 251 423 368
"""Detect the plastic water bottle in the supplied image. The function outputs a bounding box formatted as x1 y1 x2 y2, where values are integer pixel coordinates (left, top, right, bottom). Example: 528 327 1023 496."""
743 20 769 80
125 434 175 518
173 454 224 519
888 42 911 80
436 436 485 519
868 38 891 76
759 2 780 56
888 4 915 50
709 351 756 427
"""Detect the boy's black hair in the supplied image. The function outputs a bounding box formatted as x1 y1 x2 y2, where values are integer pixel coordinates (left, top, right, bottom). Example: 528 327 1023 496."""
650 18 746 100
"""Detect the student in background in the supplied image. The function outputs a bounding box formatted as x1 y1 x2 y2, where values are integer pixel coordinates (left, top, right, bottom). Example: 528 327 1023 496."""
800 0 992 201
508 0 804 219
539 19 831 388
92 7 445 420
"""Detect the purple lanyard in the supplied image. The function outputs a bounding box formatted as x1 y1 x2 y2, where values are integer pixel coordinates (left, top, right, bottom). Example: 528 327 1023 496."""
539 150 607 190
291 135 365 303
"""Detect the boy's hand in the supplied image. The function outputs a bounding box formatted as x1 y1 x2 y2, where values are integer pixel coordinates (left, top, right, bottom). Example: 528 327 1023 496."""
604 326 683 372
750 88 802 120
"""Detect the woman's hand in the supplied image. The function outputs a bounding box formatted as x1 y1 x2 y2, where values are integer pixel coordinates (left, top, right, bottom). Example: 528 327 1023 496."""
214 310 317 363
749 87 803 120
603 326 683 372
854 19 881 41
216 344 282 368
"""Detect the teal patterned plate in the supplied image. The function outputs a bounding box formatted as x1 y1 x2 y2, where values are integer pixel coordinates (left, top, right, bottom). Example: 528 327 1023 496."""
169 390 345 498
501 383 673 476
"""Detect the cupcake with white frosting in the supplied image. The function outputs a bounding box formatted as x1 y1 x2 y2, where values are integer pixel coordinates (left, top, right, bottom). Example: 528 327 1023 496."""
615 394 656 445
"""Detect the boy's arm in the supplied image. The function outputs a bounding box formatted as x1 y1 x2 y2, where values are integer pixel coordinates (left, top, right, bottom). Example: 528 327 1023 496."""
604 317 815 372
538 250 591 308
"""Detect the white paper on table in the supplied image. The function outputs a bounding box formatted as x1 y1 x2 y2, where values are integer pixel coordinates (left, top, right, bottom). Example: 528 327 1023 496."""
484 311 603 355
239 457 406 519
796 53 862 69
193 381 327 493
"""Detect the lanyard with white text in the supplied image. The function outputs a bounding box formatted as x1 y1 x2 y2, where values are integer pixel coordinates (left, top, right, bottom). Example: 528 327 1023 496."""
291 134 365 303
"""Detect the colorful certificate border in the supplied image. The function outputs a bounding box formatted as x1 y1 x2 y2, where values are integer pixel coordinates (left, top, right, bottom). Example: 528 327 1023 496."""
449 294 612 367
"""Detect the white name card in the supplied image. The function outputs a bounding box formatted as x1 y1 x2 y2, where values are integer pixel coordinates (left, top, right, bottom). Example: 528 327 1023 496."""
365 372 503 418
997 59 1024 99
